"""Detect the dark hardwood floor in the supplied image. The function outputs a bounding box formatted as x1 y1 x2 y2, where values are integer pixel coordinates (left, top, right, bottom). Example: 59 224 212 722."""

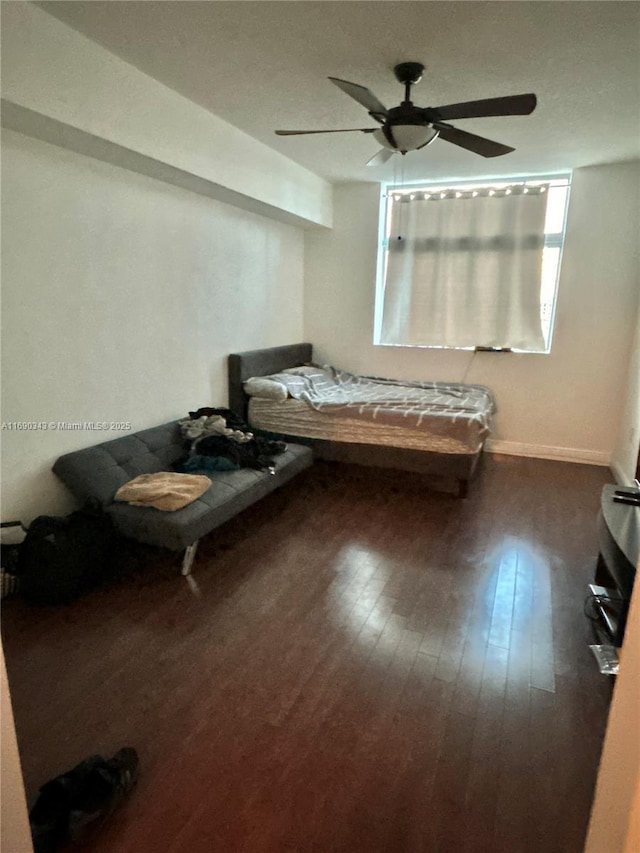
2 455 613 853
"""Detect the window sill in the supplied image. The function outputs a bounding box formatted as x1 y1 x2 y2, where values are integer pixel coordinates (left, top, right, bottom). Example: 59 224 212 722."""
372 341 551 354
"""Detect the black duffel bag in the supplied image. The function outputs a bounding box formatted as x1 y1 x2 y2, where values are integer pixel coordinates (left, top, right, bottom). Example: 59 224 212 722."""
18 500 117 604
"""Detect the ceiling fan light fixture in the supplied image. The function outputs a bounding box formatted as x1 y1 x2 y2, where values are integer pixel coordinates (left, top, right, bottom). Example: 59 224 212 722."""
374 124 438 153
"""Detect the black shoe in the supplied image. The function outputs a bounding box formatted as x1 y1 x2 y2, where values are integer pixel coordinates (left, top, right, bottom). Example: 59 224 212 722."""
67 747 139 843
107 747 139 795
29 755 105 853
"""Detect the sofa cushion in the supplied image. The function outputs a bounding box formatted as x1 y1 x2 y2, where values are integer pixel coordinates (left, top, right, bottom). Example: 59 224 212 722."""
105 443 312 550
53 422 187 506
53 421 313 552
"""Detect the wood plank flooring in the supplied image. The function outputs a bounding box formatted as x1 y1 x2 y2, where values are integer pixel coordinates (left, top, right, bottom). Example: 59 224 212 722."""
2 455 613 853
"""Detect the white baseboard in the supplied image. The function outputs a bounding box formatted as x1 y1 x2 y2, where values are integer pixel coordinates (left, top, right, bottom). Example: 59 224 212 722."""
485 439 610 467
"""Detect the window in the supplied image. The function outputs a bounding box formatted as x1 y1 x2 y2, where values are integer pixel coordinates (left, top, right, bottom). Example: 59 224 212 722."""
374 175 570 353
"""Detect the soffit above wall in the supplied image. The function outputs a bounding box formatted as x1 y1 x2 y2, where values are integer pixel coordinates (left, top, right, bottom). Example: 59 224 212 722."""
2 3 332 229
38 1 640 184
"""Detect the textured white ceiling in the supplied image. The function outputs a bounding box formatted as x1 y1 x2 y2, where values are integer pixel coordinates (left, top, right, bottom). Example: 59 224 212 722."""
39 1 640 184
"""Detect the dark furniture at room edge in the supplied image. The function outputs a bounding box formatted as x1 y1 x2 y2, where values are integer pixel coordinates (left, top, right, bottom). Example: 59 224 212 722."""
593 484 639 646
53 420 313 576
228 342 486 498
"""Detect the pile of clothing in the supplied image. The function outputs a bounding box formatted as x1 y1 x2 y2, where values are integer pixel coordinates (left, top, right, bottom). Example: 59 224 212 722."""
178 407 287 474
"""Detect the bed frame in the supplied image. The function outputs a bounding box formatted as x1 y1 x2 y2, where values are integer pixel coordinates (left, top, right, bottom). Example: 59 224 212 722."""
228 343 484 498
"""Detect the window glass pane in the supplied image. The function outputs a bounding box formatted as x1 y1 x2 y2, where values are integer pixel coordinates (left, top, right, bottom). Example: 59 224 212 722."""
544 185 568 234
540 246 560 347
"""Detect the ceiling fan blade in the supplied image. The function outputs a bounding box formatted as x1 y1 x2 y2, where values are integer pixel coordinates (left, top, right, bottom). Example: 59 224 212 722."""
328 77 388 119
366 148 396 167
275 128 377 136
428 93 537 122
434 124 514 158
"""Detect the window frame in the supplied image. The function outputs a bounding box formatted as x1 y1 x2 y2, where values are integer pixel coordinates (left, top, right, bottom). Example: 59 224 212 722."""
374 172 572 354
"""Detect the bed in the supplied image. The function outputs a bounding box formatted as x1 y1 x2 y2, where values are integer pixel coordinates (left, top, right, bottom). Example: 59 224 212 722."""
228 343 495 498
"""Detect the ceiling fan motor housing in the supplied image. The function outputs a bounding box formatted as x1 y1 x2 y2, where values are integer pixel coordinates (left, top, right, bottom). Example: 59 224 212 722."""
369 63 434 153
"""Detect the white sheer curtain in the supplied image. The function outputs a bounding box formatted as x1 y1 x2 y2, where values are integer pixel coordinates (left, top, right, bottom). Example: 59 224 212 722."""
380 186 548 350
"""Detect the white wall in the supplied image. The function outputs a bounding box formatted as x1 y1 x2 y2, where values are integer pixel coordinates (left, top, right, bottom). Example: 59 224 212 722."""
1 2 332 230
1 130 305 522
304 161 640 466
611 304 640 484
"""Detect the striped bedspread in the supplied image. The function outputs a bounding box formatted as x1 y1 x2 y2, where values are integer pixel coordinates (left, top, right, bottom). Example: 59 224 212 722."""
270 366 496 447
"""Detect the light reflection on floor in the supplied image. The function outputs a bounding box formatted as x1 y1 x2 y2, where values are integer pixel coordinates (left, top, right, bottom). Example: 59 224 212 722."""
327 543 396 647
484 535 556 691
330 536 557 690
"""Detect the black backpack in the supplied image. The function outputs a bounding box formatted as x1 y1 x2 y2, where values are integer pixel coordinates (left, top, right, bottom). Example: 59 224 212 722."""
18 501 117 604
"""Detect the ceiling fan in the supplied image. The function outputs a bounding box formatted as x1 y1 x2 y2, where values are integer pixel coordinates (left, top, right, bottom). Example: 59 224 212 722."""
275 62 537 166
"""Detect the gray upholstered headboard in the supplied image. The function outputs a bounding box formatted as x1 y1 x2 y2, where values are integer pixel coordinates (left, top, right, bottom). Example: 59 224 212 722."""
228 343 313 421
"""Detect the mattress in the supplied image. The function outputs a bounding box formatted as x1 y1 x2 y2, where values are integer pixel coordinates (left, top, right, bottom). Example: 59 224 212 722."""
248 398 478 454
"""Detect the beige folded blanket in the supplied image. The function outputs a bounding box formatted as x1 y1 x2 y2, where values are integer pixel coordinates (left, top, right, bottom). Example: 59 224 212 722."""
115 472 211 512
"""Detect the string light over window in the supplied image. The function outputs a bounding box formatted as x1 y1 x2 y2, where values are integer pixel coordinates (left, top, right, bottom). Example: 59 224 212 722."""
388 179 554 203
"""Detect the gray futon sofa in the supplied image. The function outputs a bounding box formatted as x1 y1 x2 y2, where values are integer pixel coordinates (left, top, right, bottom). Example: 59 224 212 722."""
53 420 313 575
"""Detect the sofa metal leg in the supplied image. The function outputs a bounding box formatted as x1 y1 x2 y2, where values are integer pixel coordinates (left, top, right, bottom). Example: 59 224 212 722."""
181 541 199 577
